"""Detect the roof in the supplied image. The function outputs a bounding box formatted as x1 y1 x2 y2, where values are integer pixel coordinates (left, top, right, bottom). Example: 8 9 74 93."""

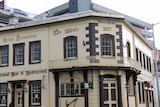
0 11 124 31
0 11 152 49
35 2 152 30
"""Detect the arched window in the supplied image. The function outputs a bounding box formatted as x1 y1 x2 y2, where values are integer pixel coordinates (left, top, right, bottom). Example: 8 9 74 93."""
64 36 77 58
126 42 131 58
101 34 115 56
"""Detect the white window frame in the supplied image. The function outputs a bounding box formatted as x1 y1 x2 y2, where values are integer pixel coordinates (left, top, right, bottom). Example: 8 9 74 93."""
30 81 41 106
61 82 84 96
14 44 24 64
0 84 7 106
64 36 77 59
30 41 41 63
101 35 115 56
66 39 77 58
0 46 8 66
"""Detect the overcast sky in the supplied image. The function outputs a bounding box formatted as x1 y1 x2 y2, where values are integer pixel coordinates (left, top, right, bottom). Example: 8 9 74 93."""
4 0 160 49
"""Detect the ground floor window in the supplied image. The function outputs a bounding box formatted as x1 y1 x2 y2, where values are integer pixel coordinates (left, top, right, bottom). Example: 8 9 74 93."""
138 81 145 104
0 83 7 106
60 82 84 96
29 80 41 106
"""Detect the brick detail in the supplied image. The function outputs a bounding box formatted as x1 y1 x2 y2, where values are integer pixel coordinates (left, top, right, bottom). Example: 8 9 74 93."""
86 23 99 63
116 25 123 64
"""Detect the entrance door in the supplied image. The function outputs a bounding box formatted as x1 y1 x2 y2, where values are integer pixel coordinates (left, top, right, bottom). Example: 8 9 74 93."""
103 78 118 107
15 84 23 107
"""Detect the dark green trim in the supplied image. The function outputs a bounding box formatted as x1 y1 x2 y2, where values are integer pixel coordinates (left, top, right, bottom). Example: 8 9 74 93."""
86 23 99 63
83 70 88 107
116 25 123 57
117 76 122 107
99 75 103 107
49 66 140 75
54 72 59 107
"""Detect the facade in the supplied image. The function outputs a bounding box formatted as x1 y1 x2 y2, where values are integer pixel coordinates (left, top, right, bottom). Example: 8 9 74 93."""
35 0 153 47
0 10 155 107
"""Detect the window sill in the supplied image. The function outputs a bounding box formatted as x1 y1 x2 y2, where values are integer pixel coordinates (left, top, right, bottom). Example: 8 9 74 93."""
64 57 77 61
0 64 8 67
101 55 115 58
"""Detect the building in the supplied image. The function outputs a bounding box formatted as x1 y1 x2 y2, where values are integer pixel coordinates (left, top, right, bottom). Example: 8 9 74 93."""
0 0 34 27
35 0 153 46
0 0 155 107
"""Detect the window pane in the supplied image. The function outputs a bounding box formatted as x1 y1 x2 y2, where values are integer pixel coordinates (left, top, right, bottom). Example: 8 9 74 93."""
0 84 7 105
112 104 116 107
30 41 41 63
30 81 41 105
101 36 113 56
14 44 24 64
0 46 8 65
111 89 116 101
66 37 77 58
62 82 84 96
104 89 108 101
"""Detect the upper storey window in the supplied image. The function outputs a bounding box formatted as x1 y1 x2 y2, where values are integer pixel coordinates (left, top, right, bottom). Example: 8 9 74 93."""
0 45 8 66
64 36 77 59
13 43 24 65
101 34 115 56
127 42 131 58
29 41 41 64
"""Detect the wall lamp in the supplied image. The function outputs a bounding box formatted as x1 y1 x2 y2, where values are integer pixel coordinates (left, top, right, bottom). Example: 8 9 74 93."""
83 41 86 46
24 88 27 93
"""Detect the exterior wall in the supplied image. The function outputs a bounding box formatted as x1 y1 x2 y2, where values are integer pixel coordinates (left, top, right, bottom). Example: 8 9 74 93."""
0 15 155 107
0 26 50 107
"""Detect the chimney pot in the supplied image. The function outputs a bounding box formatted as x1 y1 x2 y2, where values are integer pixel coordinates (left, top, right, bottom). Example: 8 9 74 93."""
9 14 19 25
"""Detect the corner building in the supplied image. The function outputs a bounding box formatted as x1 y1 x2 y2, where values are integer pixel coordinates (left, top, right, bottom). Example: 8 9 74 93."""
0 11 154 107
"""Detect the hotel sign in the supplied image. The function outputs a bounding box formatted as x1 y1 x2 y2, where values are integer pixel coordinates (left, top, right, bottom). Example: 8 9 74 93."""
3 34 37 43
0 69 47 77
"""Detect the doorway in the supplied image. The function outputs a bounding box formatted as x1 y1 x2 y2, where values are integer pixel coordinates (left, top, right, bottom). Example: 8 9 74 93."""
14 84 23 107
103 78 118 107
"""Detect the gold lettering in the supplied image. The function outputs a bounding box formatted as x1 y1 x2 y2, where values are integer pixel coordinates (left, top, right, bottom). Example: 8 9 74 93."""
103 27 112 31
65 27 79 34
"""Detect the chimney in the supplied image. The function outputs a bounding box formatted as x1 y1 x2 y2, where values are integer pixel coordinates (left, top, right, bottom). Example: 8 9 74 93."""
9 14 19 25
69 0 91 13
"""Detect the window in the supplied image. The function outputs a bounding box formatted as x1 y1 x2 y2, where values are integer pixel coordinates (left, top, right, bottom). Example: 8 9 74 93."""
136 48 139 62
127 42 131 58
138 82 145 104
60 82 84 96
29 81 41 106
101 34 115 56
0 45 8 66
29 41 41 64
13 43 24 65
149 58 152 72
0 84 7 106
64 36 77 59
139 51 142 67
143 54 146 69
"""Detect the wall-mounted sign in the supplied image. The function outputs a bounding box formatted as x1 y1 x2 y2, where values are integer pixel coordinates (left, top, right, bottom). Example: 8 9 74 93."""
0 69 47 77
3 34 37 43
65 27 79 34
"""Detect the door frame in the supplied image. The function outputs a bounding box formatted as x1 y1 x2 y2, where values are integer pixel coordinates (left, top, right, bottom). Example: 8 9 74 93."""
99 75 122 107
8 80 27 107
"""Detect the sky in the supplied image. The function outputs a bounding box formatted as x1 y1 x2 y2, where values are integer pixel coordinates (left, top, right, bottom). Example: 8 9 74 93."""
3 0 160 49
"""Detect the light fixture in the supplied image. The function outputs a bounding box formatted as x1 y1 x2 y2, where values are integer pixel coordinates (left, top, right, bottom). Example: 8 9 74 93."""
125 83 129 88
24 88 27 92
41 84 45 89
83 41 86 46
